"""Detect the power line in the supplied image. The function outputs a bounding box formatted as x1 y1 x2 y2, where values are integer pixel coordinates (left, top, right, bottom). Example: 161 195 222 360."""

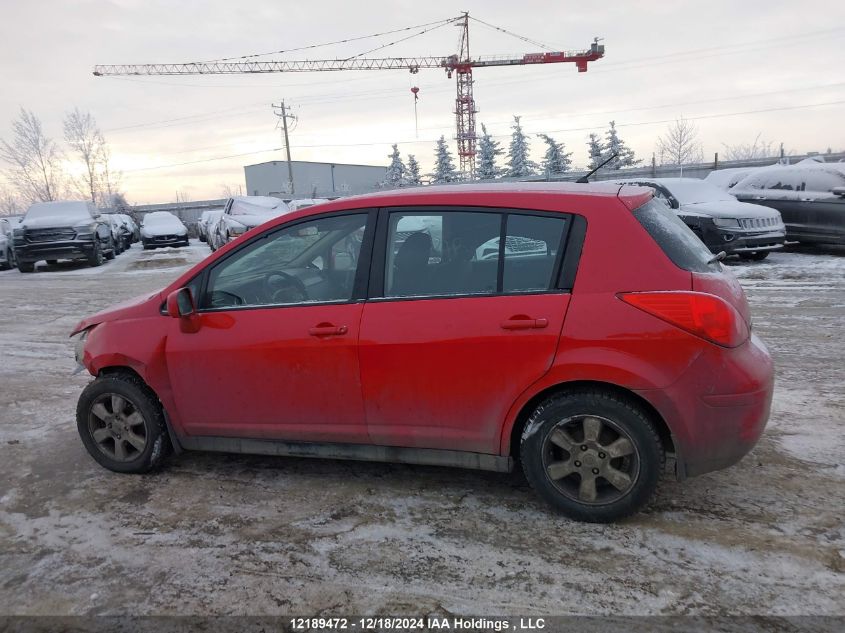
121 99 845 172
123 147 282 173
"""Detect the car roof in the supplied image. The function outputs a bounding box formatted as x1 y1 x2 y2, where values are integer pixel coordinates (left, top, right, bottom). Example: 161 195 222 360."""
282 182 650 216
617 177 705 185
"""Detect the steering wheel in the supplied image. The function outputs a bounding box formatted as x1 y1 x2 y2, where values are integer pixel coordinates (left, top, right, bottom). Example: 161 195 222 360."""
264 271 307 304
209 290 245 308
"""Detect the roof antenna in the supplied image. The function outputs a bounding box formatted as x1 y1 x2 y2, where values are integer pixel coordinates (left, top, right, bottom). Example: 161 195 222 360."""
576 152 618 183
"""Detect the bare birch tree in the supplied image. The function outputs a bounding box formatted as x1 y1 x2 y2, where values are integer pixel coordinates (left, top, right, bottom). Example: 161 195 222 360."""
0 108 64 202
0 182 21 215
97 143 122 207
64 108 105 204
656 117 703 166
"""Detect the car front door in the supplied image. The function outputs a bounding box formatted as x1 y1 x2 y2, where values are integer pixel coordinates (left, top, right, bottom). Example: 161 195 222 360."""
165 210 374 443
359 207 573 454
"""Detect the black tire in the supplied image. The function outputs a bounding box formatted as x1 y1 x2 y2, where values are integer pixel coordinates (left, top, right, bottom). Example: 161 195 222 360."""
87 242 103 267
105 239 116 260
520 389 663 523
0 252 10 270
740 251 769 261
18 261 35 273
46 259 58 265
76 373 171 474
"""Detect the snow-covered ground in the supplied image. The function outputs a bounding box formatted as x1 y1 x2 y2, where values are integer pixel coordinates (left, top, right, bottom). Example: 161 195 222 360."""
0 244 843 616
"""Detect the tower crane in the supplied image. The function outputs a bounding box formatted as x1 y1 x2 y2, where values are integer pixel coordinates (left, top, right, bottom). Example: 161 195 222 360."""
93 13 605 177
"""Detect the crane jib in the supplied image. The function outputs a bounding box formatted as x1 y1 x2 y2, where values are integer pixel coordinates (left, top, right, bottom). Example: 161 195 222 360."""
92 21 604 179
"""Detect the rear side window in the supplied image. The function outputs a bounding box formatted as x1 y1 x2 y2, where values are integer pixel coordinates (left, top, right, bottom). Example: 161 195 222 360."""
502 214 567 292
632 199 717 273
382 209 569 298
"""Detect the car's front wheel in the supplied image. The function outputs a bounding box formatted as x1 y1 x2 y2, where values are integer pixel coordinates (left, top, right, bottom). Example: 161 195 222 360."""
76 373 170 474
87 242 103 267
520 389 663 522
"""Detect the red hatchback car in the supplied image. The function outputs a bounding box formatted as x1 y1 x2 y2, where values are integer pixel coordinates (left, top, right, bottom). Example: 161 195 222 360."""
72 183 773 522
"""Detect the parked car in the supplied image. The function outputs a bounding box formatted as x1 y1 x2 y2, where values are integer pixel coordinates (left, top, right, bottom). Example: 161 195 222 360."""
616 178 785 260
117 213 140 244
105 214 127 255
0 217 19 270
704 167 757 191
728 159 845 245
205 209 223 252
14 201 115 272
71 183 773 523
211 196 290 248
199 209 224 248
287 198 330 212
140 212 189 249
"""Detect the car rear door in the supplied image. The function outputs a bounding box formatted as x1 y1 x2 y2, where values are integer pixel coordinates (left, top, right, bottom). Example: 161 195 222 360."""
165 210 374 443
359 207 574 454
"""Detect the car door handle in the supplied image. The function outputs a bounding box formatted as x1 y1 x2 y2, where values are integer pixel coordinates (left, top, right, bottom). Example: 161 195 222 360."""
500 316 549 330
308 323 348 337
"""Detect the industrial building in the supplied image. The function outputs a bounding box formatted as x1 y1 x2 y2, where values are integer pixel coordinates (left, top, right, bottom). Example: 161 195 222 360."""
243 160 388 198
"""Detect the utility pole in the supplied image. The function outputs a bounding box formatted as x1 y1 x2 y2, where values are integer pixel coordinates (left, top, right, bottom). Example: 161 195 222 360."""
272 100 297 195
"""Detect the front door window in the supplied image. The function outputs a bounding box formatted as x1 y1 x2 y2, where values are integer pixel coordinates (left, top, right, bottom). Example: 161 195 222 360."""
202 214 368 309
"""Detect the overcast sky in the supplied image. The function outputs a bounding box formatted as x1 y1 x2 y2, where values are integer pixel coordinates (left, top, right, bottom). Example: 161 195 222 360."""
1 0 843 204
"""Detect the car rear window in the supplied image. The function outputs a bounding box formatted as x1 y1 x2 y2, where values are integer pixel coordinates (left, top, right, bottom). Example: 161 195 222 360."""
632 199 717 273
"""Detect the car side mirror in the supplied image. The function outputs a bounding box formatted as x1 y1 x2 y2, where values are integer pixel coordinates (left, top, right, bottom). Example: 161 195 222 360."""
166 288 201 333
167 287 196 318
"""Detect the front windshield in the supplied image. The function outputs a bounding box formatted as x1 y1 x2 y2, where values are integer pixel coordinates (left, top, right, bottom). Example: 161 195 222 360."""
231 199 286 216
25 203 91 221
665 180 735 204
143 213 178 227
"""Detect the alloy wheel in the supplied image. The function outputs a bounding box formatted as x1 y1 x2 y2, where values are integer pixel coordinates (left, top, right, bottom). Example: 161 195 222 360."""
541 414 640 505
87 393 148 462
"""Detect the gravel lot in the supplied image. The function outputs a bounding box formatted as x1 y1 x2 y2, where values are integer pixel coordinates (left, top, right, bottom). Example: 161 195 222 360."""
0 243 843 617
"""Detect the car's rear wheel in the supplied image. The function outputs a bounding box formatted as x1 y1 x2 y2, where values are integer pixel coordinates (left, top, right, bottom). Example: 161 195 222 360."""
740 251 769 261
520 389 663 522
77 373 170 474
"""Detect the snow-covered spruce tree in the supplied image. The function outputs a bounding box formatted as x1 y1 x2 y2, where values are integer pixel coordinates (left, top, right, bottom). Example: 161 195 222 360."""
406 154 422 185
431 136 459 183
505 116 538 178
604 121 641 169
381 144 406 188
538 134 572 176
586 132 605 170
476 123 503 180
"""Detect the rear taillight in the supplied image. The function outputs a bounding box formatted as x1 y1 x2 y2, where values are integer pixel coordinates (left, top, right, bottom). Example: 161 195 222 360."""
618 291 749 348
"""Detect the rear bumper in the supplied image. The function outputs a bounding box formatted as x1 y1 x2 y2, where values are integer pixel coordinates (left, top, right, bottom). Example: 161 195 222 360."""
14 240 96 263
636 333 774 479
